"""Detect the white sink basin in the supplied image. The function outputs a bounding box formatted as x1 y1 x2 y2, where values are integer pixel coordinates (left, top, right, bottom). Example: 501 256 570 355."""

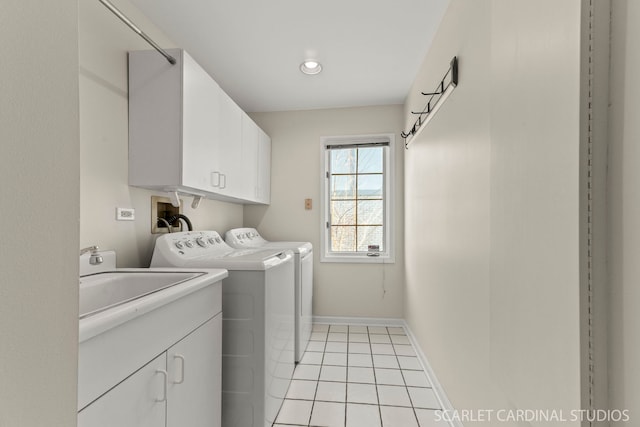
78 268 227 343
78 267 227 411
79 271 202 318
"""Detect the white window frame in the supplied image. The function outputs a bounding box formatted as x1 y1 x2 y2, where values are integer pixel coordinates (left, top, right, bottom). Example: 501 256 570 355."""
320 133 395 263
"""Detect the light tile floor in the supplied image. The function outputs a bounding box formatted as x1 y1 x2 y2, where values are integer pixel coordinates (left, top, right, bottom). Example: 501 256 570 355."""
273 324 449 427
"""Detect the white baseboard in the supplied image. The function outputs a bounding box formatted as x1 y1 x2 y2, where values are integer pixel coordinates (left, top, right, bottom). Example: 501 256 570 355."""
311 315 462 427
401 320 463 427
313 315 405 327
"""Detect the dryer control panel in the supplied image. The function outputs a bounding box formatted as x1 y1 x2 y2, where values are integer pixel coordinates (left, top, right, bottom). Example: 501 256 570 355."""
224 227 267 248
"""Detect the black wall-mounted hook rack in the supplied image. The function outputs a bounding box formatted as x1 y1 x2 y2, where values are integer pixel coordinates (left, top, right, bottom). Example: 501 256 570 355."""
402 56 458 148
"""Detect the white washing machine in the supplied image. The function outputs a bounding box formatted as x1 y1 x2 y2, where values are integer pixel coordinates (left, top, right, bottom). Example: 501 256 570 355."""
224 227 312 363
150 231 295 427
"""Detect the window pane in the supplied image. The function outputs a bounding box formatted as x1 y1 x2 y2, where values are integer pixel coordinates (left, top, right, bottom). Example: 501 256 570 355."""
331 200 356 225
323 137 392 258
357 200 383 225
331 149 357 174
331 226 356 251
357 147 383 173
331 175 356 200
357 174 383 199
357 226 384 251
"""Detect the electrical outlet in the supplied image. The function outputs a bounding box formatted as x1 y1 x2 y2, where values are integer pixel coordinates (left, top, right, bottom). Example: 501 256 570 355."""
116 207 135 221
305 198 312 210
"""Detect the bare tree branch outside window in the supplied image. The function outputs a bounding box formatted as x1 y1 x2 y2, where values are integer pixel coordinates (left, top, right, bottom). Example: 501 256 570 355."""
329 147 384 252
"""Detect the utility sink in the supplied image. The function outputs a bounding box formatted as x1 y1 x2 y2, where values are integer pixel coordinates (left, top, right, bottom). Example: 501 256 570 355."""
77 250 228 411
79 271 202 318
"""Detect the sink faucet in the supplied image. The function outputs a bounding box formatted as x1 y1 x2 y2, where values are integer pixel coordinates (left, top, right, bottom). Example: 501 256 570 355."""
80 245 104 265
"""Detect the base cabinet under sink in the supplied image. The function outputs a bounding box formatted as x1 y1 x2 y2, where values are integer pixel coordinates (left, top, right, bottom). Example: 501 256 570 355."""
167 314 222 427
78 353 166 427
78 314 222 427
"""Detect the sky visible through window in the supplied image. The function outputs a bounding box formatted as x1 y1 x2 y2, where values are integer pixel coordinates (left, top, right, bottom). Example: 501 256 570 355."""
329 146 384 252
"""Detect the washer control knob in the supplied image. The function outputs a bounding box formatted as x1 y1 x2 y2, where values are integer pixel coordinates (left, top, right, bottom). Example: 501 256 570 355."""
185 240 194 248
215 237 222 244
208 237 216 245
175 242 184 250
196 237 208 247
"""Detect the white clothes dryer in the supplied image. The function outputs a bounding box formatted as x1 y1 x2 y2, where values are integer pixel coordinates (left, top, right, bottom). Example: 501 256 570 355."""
224 227 312 363
150 231 295 427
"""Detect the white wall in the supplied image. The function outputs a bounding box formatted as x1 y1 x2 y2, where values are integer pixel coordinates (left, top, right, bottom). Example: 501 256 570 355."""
489 0 582 416
246 106 405 318
404 0 584 422
0 1 80 426
79 0 243 267
608 0 640 422
403 0 494 414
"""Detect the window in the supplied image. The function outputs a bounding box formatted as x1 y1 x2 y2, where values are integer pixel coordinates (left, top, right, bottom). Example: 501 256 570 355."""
321 134 394 263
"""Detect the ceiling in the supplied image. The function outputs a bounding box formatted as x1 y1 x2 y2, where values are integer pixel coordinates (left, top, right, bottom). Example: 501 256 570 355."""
130 0 450 113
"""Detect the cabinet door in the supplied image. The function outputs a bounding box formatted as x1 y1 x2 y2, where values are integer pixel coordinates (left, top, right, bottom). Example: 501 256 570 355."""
78 353 167 427
241 115 259 201
182 52 221 192
215 90 243 197
256 129 271 204
167 314 222 427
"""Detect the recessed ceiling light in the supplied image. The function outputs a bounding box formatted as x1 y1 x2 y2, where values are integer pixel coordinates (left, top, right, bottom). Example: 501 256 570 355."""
300 60 322 75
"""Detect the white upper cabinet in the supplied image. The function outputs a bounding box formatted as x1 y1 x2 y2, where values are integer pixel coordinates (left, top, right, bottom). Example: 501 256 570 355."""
128 48 270 205
241 114 259 201
256 126 272 204
214 90 243 198
181 52 221 192
240 114 271 204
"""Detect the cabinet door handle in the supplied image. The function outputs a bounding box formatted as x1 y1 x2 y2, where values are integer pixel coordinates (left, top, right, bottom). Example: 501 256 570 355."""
173 354 185 384
220 173 227 189
155 369 168 402
211 171 220 188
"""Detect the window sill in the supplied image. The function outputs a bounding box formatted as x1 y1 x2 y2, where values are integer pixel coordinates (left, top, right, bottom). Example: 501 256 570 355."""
320 254 395 264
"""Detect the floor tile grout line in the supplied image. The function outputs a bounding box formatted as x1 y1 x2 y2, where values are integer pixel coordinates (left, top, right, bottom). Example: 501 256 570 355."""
285 323 436 427
388 329 421 425
307 327 329 427
343 329 349 427
366 328 383 427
